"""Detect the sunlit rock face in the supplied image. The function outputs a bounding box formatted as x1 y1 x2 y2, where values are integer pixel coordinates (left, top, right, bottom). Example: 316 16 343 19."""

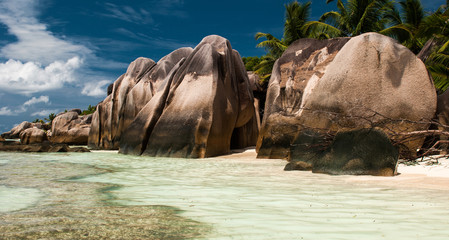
20 127 47 144
296 33 436 158
90 35 258 158
50 110 91 145
89 57 156 149
119 48 194 138
256 37 350 159
1 121 47 139
258 33 437 175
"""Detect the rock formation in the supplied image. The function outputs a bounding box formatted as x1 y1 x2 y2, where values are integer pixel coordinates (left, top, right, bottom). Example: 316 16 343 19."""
118 48 194 138
50 109 92 145
296 33 436 157
257 37 350 159
20 128 47 144
0 141 89 152
247 71 263 92
90 35 259 157
286 128 399 176
1 121 48 139
89 57 157 149
437 90 449 127
257 33 437 175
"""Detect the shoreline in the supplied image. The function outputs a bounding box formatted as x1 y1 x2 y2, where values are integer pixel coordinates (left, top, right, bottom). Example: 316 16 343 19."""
215 148 449 191
3 143 449 191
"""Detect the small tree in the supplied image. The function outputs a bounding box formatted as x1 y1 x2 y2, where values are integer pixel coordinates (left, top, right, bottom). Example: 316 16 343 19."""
44 113 56 123
81 104 96 115
32 118 44 124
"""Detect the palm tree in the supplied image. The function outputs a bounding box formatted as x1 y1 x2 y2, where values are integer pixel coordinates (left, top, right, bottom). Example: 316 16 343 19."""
381 0 426 53
284 1 312 45
422 1 449 91
304 0 395 38
254 33 288 84
254 1 312 84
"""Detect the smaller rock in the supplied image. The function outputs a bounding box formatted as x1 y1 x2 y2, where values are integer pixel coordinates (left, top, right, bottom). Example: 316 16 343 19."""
287 128 399 176
51 111 91 145
19 128 48 144
247 71 263 91
1 121 33 139
0 141 90 152
47 144 90 153
284 161 313 171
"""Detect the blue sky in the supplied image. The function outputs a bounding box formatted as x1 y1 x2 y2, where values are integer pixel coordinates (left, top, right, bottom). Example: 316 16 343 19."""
0 0 445 132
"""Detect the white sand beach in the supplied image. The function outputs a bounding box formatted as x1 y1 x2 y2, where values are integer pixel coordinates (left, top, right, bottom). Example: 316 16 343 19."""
219 148 449 191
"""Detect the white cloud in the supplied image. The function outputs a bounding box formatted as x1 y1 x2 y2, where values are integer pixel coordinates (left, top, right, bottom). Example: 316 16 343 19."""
0 95 52 116
82 80 111 97
0 57 82 95
102 3 154 24
23 95 50 106
0 0 95 95
115 28 194 50
31 109 60 117
0 107 14 116
0 0 92 65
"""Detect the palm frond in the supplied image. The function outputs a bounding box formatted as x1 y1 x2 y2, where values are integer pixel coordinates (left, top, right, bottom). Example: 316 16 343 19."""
284 1 312 44
384 6 403 26
303 21 343 39
439 40 449 53
319 11 342 27
380 24 413 42
400 0 424 28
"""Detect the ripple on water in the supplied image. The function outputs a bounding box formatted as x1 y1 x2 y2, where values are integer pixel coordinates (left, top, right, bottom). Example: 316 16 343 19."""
0 186 43 212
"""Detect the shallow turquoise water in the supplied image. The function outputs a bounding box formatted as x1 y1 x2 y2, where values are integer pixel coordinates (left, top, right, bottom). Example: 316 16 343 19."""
1 151 449 239
0 186 43 212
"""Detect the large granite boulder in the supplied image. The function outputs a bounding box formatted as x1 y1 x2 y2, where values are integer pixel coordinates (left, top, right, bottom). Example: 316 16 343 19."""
119 35 258 158
256 37 350 159
50 110 92 145
257 33 437 164
19 127 47 144
119 48 194 136
297 33 436 157
89 57 157 149
1 121 43 139
286 128 399 176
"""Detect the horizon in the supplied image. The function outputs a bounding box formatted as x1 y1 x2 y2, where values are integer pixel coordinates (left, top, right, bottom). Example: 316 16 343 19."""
0 0 445 133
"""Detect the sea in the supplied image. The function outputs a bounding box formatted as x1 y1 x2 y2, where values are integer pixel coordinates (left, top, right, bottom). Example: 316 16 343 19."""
1 150 449 239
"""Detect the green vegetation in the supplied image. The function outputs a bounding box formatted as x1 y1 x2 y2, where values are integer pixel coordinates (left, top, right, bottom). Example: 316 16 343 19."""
31 105 97 126
423 2 449 91
32 119 45 124
252 0 449 91
81 105 96 116
242 56 262 71
254 1 312 84
45 113 56 123
306 0 395 38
